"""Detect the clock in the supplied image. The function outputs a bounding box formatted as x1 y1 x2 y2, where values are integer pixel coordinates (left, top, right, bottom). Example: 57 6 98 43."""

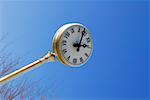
53 23 93 67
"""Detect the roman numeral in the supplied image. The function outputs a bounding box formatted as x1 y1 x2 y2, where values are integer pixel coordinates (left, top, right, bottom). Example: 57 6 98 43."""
64 32 70 39
62 49 67 54
73 58 77 64
78 27 80 32
86 37 91 43
71 28 74 33
85 53 89 57
80 57 83 63
67 56 70 60
62 40 67 45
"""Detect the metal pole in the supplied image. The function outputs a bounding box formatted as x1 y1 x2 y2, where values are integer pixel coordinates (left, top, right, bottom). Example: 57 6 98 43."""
0 52 55 85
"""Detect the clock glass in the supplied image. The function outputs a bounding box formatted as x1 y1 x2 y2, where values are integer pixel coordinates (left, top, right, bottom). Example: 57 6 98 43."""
53 23 93 67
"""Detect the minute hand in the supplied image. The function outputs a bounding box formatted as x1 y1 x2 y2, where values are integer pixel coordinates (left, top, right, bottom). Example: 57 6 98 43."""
77 28 85 52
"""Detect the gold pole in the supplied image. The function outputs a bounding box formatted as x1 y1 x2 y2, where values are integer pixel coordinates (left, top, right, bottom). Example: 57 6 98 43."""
0 52 56 85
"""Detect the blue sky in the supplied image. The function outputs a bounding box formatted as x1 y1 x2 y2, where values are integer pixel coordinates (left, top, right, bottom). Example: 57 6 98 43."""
0 0 149 99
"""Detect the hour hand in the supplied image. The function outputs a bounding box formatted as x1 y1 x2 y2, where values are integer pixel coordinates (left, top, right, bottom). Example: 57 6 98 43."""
73 43 79 47
73 43 91 49
73 43 80 51
80 44 92 49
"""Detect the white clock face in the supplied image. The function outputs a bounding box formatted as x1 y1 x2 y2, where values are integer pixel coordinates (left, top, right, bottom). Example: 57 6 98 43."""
53 23 93 67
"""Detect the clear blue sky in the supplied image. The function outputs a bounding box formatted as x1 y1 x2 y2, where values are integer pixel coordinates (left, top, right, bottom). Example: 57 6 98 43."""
0 0 149 99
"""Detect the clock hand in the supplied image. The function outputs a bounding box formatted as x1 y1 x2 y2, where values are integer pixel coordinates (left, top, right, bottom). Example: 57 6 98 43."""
73 43 79 47
77 28 85 52
73 43 91 49
80 44 92 49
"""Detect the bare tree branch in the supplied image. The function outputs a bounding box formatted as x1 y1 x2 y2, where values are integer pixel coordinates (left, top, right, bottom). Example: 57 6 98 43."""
0 33 51 100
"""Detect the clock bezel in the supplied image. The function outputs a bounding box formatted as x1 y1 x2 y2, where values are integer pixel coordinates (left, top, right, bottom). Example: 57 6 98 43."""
52 23 93 67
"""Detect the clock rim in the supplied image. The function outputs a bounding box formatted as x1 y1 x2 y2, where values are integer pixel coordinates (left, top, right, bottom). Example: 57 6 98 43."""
52 23 93 67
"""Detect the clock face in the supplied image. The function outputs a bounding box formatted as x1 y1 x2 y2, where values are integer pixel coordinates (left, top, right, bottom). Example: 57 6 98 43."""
53 23 93 67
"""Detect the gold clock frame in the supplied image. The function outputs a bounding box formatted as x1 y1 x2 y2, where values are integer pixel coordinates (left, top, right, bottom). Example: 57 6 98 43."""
53 23 93 67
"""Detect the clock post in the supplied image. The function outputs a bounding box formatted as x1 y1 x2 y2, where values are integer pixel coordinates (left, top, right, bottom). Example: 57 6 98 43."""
0 52 56 85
